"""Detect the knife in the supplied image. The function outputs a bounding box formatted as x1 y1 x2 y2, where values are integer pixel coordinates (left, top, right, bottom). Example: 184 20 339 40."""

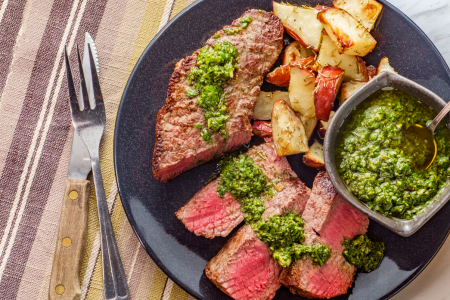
49 33 100 300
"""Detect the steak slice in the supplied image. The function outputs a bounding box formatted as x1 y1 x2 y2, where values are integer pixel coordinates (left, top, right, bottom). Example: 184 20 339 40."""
206 225 282 300
302 172 369 249
176 142 298 238
280 172 369 299
153 9 284 182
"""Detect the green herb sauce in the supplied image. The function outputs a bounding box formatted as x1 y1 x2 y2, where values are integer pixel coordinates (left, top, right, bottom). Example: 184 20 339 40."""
342 234 384 272
337 89 450 219
217 154 330 268
224 16 252 35
188 41 238 140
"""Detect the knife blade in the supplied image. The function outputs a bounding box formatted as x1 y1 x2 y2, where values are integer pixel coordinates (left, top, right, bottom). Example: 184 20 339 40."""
49 33 100 300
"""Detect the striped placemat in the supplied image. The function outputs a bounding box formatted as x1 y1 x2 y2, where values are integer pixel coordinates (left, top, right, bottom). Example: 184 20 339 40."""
0 0 197 299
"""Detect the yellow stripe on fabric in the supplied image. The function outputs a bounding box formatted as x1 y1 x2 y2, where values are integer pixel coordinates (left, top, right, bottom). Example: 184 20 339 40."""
170 283 190 300
170 0 187 20
84 0 170 298
148 268 168 300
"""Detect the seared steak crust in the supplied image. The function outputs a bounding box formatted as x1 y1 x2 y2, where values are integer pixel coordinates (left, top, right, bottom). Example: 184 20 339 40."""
175 142 297 238
153 10 284 182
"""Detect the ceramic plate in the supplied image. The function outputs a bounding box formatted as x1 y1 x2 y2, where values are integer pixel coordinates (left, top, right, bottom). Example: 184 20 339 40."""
114 0 450 299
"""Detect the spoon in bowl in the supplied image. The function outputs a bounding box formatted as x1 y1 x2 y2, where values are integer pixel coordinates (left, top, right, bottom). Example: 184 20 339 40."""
408 100 450 169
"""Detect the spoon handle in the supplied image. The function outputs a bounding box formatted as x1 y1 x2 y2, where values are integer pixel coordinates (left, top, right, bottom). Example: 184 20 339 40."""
428 100 450 133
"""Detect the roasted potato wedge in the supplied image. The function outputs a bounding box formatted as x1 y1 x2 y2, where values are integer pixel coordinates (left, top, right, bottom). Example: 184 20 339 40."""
339 81 366 106
316 35 368 81
267 56 316 87
273 2 324 51
318 8 377 56
303 141 325 169
272 99 309 156
377 56 397 74
333 0 383 31
314 66 345 121
254 91 290 120
318 111 336 138
266 65 291 87
252 120 272 138
298 114 318 140
282 41 316 65
289 64 316 118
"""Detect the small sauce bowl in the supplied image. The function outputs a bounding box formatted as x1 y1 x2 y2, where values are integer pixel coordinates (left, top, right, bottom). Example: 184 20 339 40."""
324 71 450 237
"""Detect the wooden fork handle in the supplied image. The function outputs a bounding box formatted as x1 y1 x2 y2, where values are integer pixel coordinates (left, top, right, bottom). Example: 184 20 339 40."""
49 179 90 300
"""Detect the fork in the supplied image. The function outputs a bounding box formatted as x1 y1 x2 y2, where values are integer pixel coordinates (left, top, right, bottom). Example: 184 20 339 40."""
64 45 129 300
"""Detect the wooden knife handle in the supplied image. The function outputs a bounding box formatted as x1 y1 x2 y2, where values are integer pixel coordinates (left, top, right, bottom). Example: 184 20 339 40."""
49 179 90 300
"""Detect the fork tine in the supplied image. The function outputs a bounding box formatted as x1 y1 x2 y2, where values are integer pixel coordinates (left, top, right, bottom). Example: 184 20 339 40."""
88 43 104 109
64 46 80 113
77 45 90 111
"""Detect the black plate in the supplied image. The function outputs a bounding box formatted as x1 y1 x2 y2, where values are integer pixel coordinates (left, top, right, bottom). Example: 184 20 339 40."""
114 1 450 299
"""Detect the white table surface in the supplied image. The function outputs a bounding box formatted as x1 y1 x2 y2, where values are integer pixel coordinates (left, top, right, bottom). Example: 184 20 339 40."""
386 1 450 299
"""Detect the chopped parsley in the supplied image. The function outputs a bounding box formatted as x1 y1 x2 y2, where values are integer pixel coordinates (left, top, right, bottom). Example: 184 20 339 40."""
342 234 384 272
186 88 198 98
188 41 238 140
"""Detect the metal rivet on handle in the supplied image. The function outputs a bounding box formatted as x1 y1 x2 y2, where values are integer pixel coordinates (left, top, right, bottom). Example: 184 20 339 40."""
55 285 65 295
62 237 72 247
69 190 78 200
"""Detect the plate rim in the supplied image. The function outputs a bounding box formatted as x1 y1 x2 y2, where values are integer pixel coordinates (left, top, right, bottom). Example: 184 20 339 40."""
113 0 450 299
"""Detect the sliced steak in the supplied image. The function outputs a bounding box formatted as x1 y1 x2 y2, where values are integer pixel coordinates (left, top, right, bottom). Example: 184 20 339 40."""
262 178 310 220
205 224 282 300
153 10 284 182
302 172 369 249
176 142 297 238
280 172 369 299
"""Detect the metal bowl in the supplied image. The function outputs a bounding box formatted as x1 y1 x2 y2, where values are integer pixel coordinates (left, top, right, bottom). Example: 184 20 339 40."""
324 71 450 237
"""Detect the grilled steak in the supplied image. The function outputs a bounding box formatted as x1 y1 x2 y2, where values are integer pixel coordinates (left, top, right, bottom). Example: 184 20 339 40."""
280 172 369 299
206 225 282 300
175 142 298 238
153 10 284 182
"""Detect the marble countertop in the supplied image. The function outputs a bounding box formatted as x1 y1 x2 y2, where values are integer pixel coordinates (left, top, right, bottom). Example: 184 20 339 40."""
386 1 450 299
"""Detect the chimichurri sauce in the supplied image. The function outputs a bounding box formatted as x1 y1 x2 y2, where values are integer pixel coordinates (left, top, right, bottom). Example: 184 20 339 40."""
217 154 330 268
337 89 450 219
188 41 238 141
342 234 384 272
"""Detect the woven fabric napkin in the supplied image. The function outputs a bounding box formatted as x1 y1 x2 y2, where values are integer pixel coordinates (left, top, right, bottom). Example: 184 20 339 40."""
0 0 197 299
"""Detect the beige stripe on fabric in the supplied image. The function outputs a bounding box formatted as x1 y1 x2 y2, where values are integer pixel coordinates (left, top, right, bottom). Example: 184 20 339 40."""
16 130 73 300
79 0 150 298
0 0 54 177
161 279 174 300
0 0 86 279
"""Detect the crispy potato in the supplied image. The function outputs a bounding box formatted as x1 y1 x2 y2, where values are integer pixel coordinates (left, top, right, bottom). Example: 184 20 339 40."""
266 65 291 87
303 141 325 169
318 8 377 56
267 56 316 87
272 99 309 156
273 2 324 51
314 66 345 121
333 0 383 31
316 35 368 81
289 64 316 118
298 114 318 140
339 81 367 106
254 91 290 120
282 41 316 65
318 111 336 138
377 56 397 74
252 120 272 138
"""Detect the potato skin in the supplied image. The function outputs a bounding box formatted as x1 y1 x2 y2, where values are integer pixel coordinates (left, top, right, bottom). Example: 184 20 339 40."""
303 155 325 170
314 66 344 121
266 65 290 87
